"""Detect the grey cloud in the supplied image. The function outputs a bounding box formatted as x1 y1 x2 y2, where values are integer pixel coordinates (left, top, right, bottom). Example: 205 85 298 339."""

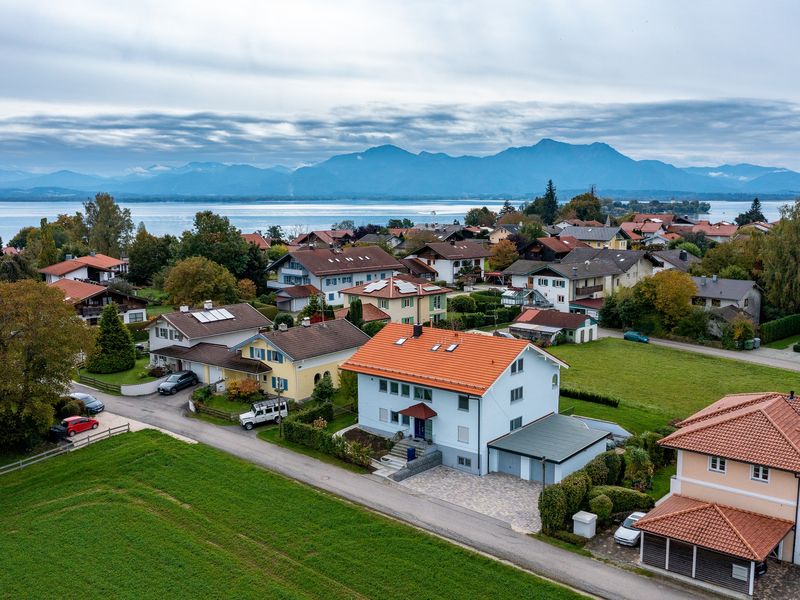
1 99 800 173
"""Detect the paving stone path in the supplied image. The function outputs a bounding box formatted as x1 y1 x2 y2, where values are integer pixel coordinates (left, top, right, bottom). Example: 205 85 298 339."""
400 465 542 532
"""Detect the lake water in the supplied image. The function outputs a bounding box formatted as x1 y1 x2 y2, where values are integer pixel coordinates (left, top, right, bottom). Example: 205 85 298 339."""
0 197 790 241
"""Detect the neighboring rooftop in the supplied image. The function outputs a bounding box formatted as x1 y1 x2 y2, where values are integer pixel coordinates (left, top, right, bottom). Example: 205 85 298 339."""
692 276 757 300
415 241 491 260
691 221 738 238
249 318 371 361
488 413 609 463
148 303 271 339
155 343 271 375
241 232 271 250
341 323 566 396
651 249 700 272
333 303 390 323
634 494 793 562
275 284 320 299
274 246 403 276
49 278 108 303
401 256 438 277
341 276 449 299
513 308 593 329
38 252 125 276
660 392 800 472
291 229 354 246
558 226 622 242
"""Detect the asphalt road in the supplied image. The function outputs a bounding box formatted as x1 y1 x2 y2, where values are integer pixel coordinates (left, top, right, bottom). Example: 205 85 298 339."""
73 384 716 600
598 328 800 373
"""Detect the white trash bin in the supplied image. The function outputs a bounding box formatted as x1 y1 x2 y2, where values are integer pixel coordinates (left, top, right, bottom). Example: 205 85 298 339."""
572 511 597 539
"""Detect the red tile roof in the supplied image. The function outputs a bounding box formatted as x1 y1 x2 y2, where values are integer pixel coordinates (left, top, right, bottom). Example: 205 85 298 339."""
2 246 19 255
39 259 93 276
619 222 643 241
241 232 271 249
341 323 565 395
333 303 390 323
399 403 438 419
39 253 124 276
570 298 604 309
514 309 593 329
49 278 107 303
74 253 126 270
557 236 590 250
634 494 793 561
633 213 674 225
416 241 491 260
660 393 800 472
691 221 738 238
275 284 320 299
285 246 403 276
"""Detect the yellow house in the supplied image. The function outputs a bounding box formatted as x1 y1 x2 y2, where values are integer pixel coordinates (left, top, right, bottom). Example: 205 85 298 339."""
230 319 371 401
340 276 451 325
558 226 628 250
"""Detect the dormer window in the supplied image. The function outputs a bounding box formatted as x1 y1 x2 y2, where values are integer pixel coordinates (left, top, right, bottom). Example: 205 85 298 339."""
511 358 523 374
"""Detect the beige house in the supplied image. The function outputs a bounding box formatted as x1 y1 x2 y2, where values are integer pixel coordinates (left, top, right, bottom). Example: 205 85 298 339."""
340 276 451 325
230 319 370 401
634 392 800 596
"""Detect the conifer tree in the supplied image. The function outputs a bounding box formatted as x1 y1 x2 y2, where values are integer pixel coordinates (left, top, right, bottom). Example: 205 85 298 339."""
346 298 364 329
37 218 59 268
87 304 135 373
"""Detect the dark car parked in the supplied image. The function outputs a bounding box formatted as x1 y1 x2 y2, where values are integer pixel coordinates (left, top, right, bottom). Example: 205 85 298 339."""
158 370 198 395
69 392 105 414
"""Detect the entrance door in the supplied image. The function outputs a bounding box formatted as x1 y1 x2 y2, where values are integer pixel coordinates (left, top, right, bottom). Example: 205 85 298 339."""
414 418 426 439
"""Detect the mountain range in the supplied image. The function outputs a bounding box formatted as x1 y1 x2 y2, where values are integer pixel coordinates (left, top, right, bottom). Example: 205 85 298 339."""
2 139 799 197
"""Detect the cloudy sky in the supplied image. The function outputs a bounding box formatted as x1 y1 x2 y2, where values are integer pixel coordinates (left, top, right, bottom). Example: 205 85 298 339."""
1 0 799 173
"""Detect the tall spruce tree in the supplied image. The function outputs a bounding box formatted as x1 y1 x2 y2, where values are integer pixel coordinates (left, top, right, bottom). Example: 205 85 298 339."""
346 298 364 328
541 180 558 225
87 304 136 373
37 218 59 268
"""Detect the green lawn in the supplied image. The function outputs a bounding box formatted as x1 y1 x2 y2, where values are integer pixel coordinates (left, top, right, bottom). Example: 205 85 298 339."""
0 431 584 599
147 304 176 318
765 334 800 350
257 423 366 474
204 394 251 414
79 356 156 386
649 464 677 502
550 338 800 433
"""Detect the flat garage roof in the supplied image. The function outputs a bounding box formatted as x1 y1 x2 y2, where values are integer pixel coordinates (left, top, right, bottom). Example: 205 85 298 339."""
489 413 609 463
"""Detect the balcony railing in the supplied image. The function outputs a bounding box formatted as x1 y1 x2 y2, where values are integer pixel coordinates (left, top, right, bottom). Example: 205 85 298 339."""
80 304 137 317
575 284 603 296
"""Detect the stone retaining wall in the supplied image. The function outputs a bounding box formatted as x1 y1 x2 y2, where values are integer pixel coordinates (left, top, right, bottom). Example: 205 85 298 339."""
390 450 442 482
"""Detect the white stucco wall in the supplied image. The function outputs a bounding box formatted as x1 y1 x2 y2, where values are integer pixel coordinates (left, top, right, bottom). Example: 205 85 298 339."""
552 437 608 481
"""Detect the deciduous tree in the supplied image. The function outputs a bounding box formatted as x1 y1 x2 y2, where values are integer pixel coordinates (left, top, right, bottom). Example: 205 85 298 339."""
178 211 248 277
0 253 38 282
464 206 497 227
559 191 605 222
0 280 94 450
84 192 134 258
237 278 257 299
127 223 174 285
489 239 519 271
639 270 696 329
164 256 239 306
762 200 800 313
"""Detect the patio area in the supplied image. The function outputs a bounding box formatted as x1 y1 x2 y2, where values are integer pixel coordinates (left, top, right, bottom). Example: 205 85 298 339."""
398 465 542 532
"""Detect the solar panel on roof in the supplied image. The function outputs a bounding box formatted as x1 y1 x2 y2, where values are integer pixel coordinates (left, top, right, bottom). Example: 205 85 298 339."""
364 280 388 293
193 312 211 323
395 280 417 294
422 285 441 292
218 308 234 319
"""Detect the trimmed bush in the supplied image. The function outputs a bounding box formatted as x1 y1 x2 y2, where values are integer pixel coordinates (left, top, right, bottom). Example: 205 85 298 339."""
560 470 592 516
795 343 800 353
624 447 655 491
601 452 623 485
549 530 588 547
289 402 334 424
538 484 568 534
584 455 610 486
191 386 213 405
760 314 800 344
588 485 654 513
281 415 370 468
560 387 620 408
257 305 279 321
449 295 477 313
59 399 85 418
226 379 261 403
588 493 613 525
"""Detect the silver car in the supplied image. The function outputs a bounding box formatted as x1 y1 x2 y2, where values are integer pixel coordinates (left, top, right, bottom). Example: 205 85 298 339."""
69 392 105 415
613 511 647 546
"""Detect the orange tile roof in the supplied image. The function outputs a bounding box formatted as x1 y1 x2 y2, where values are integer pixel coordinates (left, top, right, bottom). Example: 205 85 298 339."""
341 323 566 395
660 393 800 472
39 253 124 275
2 246 19 255
39 259 92 276
692 221 738 238
619 222 643 241
633 213 674 224
333 303 390 323
634 494 793 561
73 253 126 270
49 278 107 303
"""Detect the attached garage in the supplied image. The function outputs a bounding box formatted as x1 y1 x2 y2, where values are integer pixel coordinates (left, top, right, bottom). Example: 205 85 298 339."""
488 413 609 484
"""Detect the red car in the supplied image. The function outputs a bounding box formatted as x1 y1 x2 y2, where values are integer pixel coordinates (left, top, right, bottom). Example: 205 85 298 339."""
51 416 99 438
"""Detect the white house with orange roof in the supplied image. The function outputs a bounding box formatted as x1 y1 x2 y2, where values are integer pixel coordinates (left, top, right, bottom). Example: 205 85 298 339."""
342 323 608 480
39 252 127 284
634 392 800 596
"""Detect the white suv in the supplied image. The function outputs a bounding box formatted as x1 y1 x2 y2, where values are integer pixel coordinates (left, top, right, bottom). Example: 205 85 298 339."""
239 400 288 430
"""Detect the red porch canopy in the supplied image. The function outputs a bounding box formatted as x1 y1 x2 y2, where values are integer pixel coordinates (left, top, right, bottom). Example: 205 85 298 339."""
399 403 438 420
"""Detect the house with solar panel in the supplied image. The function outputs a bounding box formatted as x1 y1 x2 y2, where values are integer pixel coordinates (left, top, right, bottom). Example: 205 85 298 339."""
267 246 404 305
147 301 273 388
342 323 609 479
340 276 451 325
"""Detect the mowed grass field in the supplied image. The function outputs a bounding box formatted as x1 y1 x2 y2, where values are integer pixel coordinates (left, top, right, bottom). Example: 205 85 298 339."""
0 430 583 600
550 338 800 433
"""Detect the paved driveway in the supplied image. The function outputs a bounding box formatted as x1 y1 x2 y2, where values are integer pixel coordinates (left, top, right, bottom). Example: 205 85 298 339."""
68 409 196 445
400 466 542 532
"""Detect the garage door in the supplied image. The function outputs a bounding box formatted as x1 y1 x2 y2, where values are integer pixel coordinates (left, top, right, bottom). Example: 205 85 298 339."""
495 450 521 476
208 366 223 385
185 361 205 381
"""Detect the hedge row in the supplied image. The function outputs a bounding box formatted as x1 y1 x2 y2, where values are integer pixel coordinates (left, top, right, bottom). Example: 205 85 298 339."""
560 387 620 408
281 419 370 467
760 314 800 343
288 401 334 424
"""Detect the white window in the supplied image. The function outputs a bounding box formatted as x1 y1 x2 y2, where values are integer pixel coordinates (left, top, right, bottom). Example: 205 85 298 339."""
379 299 389 309
457 456 472 468
510 387 523 403
379 380 388 393
554 280 566 288
401 297 414 308
379 408 388 422
708 456 727 473
414 386 433 402
510 417 522 431
751 464 770 482
457 426 469 444
511 358 523 374
458 395 469 412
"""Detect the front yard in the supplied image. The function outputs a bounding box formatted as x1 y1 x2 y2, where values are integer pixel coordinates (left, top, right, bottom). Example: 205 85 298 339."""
550 338 800 432
78 356 156 386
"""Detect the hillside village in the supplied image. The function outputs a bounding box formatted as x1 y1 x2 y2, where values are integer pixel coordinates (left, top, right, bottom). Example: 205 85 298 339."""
4 189 800 599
